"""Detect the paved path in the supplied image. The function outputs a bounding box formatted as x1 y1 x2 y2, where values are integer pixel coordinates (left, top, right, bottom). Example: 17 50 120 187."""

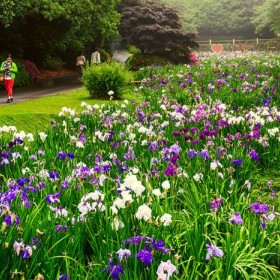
0 73 83 106
112 50 133 64
0 48 132 106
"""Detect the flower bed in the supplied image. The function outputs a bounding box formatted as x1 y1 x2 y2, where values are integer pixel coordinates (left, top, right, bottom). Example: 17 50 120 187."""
0 51 279 280
39 68 76 80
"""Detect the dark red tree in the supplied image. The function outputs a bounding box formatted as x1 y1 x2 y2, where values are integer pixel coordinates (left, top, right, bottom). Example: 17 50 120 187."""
118 0 198 63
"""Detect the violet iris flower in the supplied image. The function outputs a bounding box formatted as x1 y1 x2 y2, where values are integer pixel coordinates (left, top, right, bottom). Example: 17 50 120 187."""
249 149 259 162
136 248 153 265
229 212 243 225
188 149 197 159
210 198 223 212
206 243 224 261
103 259 124 280
231 159 243 166
249 202 269 214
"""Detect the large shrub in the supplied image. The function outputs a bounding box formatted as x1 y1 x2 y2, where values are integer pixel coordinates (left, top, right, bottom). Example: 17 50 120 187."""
13 59 30 87
128 45 141 55
125 53 172 71
82 62 133 100
99 49 112 64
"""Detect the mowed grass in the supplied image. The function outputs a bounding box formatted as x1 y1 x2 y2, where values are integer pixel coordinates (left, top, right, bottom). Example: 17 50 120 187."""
0 89 109 133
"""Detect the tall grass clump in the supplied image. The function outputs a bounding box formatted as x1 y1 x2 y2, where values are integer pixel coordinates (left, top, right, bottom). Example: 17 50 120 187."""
82 62 133 100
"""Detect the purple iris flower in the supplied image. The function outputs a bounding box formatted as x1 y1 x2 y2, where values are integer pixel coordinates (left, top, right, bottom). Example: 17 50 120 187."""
21 245 32 259
229 212 243 225
38 149 45 155
152 239 168 254
192 139 199 145
67 152 74 159
61 180 70 189
79 133 86 143
210 198 223 212
252 130 260 139
95 155 103 164
206 243 224 261
124 151 134 160
112 142 119 148
249 149 259 162
59 274 69 280
169 143 181 154
4 214 20 226
17 178 26 187
45 191 61 204
124 235 143 246
103 259 124 280
172 131 181 137
56 225 68 233
37 182 46 190
30 154 37 160
149 141 159 151
231 159 243 166
57 152 67 160
164 163 176 176
199 149 210 160
188 149 197 158
119 164 128 173
150 168 159 175
190 127 198 134
249 202 269 214
136 248 153 265
49 171 60 182
271 190 277 198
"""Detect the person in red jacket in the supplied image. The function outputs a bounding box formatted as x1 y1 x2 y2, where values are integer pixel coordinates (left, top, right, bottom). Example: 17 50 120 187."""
0 54 18 103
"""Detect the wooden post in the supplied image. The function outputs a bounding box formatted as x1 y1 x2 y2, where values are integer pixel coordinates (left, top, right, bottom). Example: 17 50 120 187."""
233 39 235 45
256 38 259 44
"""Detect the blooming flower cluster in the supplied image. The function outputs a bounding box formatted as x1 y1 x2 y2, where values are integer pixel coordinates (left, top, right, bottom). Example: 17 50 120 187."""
0 52 279 279
103 235 177 279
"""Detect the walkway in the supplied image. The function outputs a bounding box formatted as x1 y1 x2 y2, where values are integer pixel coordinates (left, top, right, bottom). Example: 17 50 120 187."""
0 73 83 106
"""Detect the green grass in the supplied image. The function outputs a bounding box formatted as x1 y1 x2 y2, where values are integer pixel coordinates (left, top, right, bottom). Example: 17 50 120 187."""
0 88 139 133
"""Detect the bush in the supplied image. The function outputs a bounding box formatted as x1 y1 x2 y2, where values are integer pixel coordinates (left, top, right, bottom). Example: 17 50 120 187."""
13 59 30 87
128 45 141 55
24 60 41 81
82 62 133 100
41 55 64 70
99 49 112 64
125 53 172 71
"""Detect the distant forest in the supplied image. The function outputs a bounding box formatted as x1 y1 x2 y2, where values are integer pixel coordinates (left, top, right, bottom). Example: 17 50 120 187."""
159 0 276 38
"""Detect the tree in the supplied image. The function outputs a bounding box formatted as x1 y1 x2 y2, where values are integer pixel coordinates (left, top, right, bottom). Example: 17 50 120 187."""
118 0 198 63
0 0 120 66
253 0 280 37
160 0 268 38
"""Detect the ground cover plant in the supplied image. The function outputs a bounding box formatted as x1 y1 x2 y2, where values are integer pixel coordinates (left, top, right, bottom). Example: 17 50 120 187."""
0 51 279 280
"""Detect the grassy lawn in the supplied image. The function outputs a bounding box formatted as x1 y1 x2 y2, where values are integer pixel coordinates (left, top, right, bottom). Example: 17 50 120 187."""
0 88 124 133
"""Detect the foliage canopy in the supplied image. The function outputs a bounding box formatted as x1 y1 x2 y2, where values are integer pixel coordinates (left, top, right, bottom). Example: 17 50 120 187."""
0 0 120 66
118 0 198 64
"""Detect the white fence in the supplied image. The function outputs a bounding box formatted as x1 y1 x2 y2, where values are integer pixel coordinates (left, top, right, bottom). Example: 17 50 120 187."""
195 38 280 52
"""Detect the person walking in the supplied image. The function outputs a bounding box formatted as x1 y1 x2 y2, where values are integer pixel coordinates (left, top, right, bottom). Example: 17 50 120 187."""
91 48 101 65
0 54 18 103
76 52 86 78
